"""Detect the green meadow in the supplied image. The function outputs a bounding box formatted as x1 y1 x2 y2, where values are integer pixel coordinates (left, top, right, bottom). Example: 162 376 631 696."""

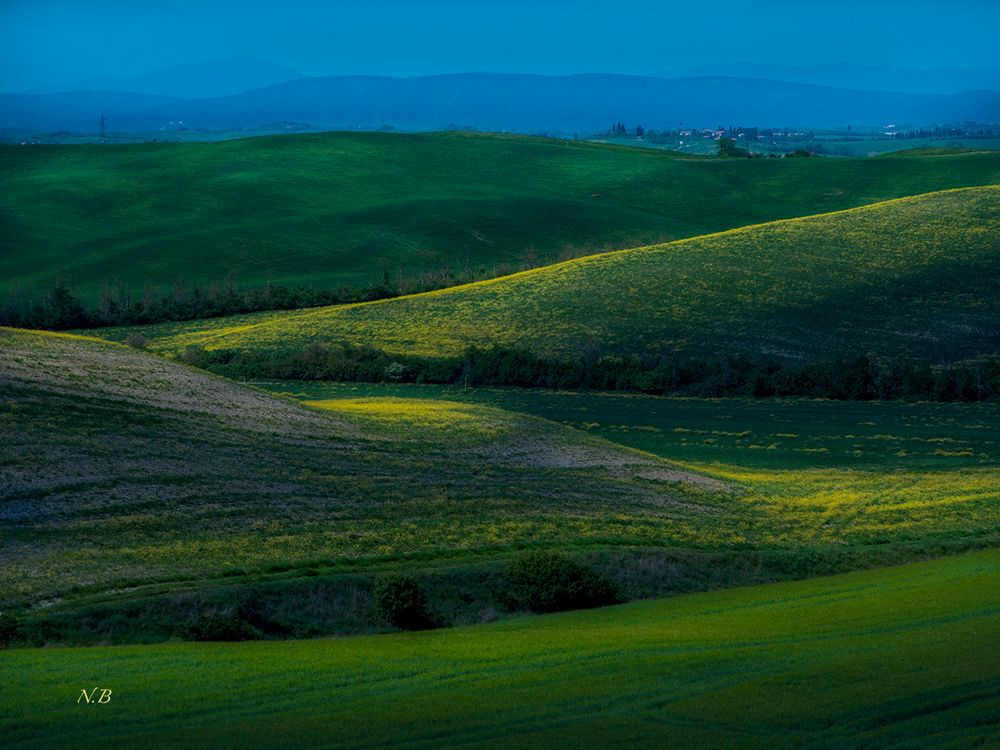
1 328 727 614
257 381 1000 470
101 186 1000 363
3 329 996 646
265 380 1000 570
4 550 998 749
3 132 1000 301
3 127 998 748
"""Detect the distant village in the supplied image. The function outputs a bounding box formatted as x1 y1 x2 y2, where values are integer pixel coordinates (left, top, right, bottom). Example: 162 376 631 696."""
600 120 998 156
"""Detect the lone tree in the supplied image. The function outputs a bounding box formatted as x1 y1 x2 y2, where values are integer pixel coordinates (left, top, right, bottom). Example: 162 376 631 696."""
46 274 88 329
98 112 107 143
716 137 749 158
372 573 435 630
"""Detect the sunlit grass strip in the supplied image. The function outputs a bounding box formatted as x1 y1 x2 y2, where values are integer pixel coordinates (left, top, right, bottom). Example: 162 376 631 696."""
304 397 516 440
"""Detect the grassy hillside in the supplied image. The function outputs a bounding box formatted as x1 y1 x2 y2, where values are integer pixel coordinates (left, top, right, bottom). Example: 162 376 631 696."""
110 186 1000 363
4 327 996 641
262 381 1000 470
0 327 730 615
5 550 998 749
2 132 999 301
266 381 1000 573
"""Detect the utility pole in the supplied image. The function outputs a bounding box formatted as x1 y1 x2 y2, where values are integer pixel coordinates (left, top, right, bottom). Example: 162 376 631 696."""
98 112 107 143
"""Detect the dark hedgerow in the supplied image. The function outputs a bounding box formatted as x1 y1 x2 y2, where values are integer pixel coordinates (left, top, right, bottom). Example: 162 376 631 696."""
504 551 618 614
181 612 262 642
179 342 1000 403
371 573 436 630
0 612 21 647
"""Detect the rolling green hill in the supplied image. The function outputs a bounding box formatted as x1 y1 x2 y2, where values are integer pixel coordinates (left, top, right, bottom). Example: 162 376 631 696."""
0 327 728 616
5 550 998 749
2 132 999 302
109 186 1000 363
3 328 997 644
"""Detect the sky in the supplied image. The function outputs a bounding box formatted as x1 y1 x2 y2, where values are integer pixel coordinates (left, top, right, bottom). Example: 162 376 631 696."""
2 0 1000 92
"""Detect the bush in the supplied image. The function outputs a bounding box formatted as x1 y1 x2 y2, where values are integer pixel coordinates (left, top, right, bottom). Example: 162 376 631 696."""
125 333 148 349
504 551 618 613
181 612 262 642
0 612 21 647
717 137 750 158
371 573 435 630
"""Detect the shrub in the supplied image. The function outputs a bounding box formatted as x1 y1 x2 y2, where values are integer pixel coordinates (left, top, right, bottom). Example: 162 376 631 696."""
177 345 201 364
371 573 435 630
504 551 618 613
717 137 750 158
0 612 21 647
125 333 148 349
181 612 262 642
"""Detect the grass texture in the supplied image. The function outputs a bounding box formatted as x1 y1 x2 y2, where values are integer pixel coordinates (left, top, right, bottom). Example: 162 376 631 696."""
0 327 733 610
3 132 1000 300
267 380 1000 567
3 328 996 623
105 186 1000 363
4 550 998 749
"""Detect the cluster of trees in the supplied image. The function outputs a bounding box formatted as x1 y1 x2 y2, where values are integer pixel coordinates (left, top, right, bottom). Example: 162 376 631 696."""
370 552 617 633
2 259 570 331
180 342 1000 402
717 138 813 158
892 124 994 139
716 137 753 157
0 551 617 643
1 276 345 330
501 551 617 614
608 122 644 137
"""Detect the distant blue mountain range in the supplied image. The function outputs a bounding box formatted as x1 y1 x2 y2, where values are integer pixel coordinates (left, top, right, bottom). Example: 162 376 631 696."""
655 62 1000 95
26 57 305 100
3 71 998 136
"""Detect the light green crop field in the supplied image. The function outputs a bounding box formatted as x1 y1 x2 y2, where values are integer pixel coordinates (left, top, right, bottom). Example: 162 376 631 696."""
3 132 1000 301
4 550 998 749
103 186 1000 363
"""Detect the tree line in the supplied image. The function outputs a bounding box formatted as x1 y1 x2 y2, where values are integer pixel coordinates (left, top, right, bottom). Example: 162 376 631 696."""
7 277 996 402
177 342 1000 402
1 258 578 331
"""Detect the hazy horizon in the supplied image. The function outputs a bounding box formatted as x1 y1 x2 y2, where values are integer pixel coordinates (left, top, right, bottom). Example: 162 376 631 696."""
4 0 1000 93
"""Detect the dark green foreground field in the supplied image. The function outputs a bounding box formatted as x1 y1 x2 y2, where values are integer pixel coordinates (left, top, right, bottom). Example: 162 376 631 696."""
4 551 998 749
